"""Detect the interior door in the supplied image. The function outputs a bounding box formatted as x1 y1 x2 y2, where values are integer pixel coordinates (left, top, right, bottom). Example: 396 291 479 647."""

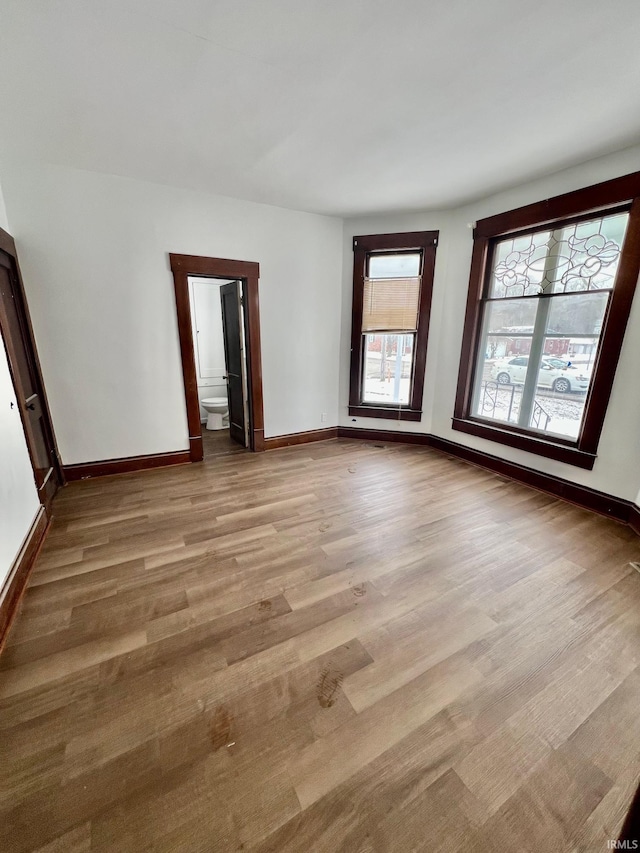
220 281 249 447
0 250 61 507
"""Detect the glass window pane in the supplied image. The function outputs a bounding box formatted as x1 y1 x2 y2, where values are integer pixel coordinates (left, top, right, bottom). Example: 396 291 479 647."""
488 211 628 299
483 297 539 336
474 373 523 425
472 299 537 424
489 231 551 298
472 291 604 438
527 342 594 439
362 334 414 406
546 291 609 337
368 253 421 279
472 300 532 423
548 212 628 293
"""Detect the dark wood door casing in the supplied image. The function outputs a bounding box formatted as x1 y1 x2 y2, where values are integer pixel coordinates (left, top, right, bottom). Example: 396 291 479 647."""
0 228 62 508
169 253 265 458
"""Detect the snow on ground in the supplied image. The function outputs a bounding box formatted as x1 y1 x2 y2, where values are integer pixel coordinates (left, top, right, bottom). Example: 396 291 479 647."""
476 382 585 439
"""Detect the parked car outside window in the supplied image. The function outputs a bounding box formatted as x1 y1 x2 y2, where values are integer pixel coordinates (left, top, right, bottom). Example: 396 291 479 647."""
489 356 591 393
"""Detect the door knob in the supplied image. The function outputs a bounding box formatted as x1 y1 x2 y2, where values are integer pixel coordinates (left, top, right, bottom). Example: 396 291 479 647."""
26 403 36 410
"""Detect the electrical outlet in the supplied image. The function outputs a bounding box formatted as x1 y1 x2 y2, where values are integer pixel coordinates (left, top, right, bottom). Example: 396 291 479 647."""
321 412 327 422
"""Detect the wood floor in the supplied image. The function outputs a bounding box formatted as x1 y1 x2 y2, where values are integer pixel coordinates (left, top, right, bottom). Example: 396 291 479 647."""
1 436 640 852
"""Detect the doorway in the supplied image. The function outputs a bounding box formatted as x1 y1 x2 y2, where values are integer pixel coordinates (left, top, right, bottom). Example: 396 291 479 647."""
0 228 62 508
188 276 250 455
169 254 265 460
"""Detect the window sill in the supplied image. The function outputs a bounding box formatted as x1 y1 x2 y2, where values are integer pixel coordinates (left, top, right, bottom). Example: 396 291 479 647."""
451 417 596 470
349 405 423 422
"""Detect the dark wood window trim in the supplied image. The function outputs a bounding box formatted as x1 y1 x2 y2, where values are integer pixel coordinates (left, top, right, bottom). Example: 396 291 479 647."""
169 253 265 458
453 171 640 470
349 231 438 421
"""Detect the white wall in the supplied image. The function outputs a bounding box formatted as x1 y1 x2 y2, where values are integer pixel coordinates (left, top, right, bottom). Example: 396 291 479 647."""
0 345 41 585
0 176 8 232
0 176 41 587
0 161 344 463
341 145 640 502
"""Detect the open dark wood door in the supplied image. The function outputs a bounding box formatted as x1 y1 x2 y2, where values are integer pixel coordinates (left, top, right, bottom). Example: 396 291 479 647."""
220 281 249 447
0 236 62 508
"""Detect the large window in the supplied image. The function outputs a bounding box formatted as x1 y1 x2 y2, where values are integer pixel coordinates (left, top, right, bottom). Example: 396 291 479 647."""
453 172 640 469
349 231 438 421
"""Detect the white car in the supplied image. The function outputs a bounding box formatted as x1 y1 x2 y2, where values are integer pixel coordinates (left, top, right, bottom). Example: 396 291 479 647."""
490 356 591 393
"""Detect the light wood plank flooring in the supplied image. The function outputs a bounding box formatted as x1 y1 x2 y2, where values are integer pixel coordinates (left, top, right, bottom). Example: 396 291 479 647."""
1 437 640 852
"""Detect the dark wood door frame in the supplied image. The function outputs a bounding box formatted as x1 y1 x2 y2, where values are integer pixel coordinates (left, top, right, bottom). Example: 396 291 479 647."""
0 227 63 506
169 253 265 459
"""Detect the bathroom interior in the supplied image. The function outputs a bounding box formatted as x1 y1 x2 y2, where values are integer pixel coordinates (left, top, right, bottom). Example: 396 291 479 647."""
188 275 249 456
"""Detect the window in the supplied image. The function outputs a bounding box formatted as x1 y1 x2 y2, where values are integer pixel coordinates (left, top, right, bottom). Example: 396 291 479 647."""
349 231 438 421
453 171 640 469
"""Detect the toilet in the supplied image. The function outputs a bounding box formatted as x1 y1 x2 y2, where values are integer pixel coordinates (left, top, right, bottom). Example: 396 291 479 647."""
201 396 229 430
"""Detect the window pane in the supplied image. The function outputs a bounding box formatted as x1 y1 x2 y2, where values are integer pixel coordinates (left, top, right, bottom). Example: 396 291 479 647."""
549 212 628 293
488 211 628 299
546 291 609 337
362 334 414 406
483 297 539 338
528 343 594 439
473 300 534 424
489 231 551 298
472 291 604 439
473 299 538 407
368 253 421 278
474 373 523 425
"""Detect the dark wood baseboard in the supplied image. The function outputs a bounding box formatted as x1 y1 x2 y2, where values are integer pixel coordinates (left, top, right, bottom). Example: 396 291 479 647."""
426 434 631 523
64 450 191 481
264 427 339 450
0 507 50 652
337 426 638 529
253 429 265 452
189 435 204 463
59 428 640 537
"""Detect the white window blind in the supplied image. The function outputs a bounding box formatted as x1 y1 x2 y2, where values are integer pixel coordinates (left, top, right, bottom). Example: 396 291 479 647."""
362 277 421 332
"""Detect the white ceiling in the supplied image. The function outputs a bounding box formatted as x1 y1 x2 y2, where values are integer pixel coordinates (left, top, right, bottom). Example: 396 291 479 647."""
1 0 639 217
